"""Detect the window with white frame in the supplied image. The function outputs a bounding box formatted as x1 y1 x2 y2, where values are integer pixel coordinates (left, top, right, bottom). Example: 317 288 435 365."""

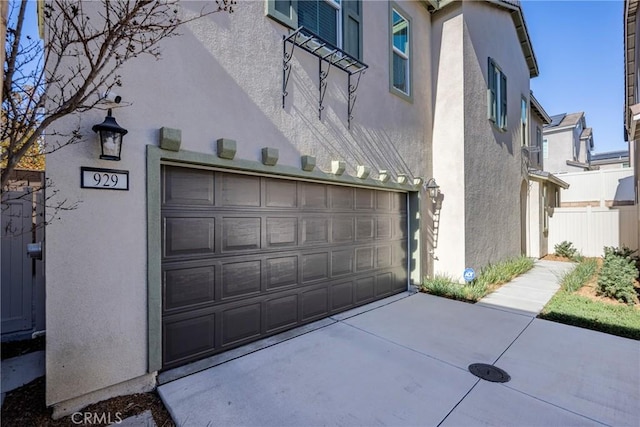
390 4 411 99
488 58 507 130
267 0 362 59
543 137 549 159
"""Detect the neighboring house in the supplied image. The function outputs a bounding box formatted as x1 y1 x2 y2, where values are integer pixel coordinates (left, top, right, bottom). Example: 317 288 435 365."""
525 93 569 258
41 0 555 416
542 112 595 173
623 0 640 246
590 150 631 169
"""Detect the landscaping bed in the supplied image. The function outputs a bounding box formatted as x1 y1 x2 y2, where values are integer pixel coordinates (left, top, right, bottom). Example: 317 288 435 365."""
539 242 640 340
420 256 535 302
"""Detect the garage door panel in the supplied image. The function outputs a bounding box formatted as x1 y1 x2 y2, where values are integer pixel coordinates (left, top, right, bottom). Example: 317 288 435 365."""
163 310 216 367
355 188 374 210
266 217 298 248
163 216 215 258
265 179 298 208
222 217 261 251
163 264 216 312
163 167 215 207
301 182 328 209
392 243 407 267
221 260 262 299
376 246 392 268
376 191 391 210
221 303 262 347
331 249 353 276
161 167 409 369
265 256 298 290
392 192 407 211
264 294 298 333
356 217 374 241
332 216 354 242
376 217 392 239
330 186 354 209
355 247 374 271
376 272 393 297
219 174 261 207
301 286 329 321
355 277 375 303
302 252 329 282
302 217 329 244
330 281 353 311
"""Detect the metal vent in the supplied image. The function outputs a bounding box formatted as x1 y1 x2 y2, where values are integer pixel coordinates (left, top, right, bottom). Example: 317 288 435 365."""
468 363 511 383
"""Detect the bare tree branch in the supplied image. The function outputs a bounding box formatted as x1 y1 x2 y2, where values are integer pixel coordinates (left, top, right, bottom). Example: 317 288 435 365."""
2 0 236 189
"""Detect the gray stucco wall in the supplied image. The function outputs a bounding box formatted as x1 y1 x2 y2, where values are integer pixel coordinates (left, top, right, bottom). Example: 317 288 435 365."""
45 0 433 410
461 0 529 270
430 0 531 278
543 127 584 173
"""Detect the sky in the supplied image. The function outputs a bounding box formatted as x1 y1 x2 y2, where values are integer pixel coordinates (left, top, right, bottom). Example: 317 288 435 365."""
521 0 625 154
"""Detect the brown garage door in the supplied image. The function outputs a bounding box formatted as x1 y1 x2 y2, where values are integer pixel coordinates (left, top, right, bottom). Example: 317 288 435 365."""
161 165 408 369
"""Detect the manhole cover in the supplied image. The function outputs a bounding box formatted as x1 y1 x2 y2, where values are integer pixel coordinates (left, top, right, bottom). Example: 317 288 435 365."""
468 363 511 383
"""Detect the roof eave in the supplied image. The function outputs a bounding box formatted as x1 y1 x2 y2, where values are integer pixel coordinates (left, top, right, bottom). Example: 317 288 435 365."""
624 0 639 134
528 170 570 189
530 92 551 124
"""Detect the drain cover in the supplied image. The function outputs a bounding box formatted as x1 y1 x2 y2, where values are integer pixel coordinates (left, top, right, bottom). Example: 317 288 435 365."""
468 363 511 383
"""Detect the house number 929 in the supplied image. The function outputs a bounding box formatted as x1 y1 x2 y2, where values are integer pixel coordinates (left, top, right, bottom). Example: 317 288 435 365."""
93 172 119 187
81 167 129 190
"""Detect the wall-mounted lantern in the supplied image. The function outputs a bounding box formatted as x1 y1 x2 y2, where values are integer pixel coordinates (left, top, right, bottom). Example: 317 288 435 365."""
92 109 128 161
424 178 441 201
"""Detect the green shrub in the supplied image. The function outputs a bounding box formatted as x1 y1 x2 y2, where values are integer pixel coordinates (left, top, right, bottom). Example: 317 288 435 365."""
597 249 639 305
560 258 598 293
554 241 578 260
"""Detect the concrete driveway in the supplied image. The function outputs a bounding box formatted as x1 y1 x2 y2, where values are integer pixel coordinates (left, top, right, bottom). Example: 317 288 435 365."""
158 293 639 426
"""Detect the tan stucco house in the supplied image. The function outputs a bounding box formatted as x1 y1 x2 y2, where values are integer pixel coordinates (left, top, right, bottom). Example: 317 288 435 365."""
40 0 565 415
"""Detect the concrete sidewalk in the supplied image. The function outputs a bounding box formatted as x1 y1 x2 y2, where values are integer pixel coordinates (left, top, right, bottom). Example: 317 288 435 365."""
158 292 639 427
476 259 576 316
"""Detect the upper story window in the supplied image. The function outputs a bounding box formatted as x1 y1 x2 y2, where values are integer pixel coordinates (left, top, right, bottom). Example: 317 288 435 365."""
543 137 549 159
299 0 341 46
390 3 411 100
488 58 507 130
520 96 528 147
267 0 362 59
535 126 543 166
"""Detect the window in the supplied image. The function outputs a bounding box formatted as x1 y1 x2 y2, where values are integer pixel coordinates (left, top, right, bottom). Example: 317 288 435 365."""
266 0 362 59
535 127 542 166
521 97 528 147
299 0 341 46
390 4 411 100
543 138 549 159
488 58 507 130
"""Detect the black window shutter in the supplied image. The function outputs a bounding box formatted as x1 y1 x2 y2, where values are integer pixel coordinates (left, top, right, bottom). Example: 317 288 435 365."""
343 0 362 60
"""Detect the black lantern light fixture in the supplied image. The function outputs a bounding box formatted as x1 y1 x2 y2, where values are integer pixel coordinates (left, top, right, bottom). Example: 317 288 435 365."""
424 178 441 201
92 109 128 161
